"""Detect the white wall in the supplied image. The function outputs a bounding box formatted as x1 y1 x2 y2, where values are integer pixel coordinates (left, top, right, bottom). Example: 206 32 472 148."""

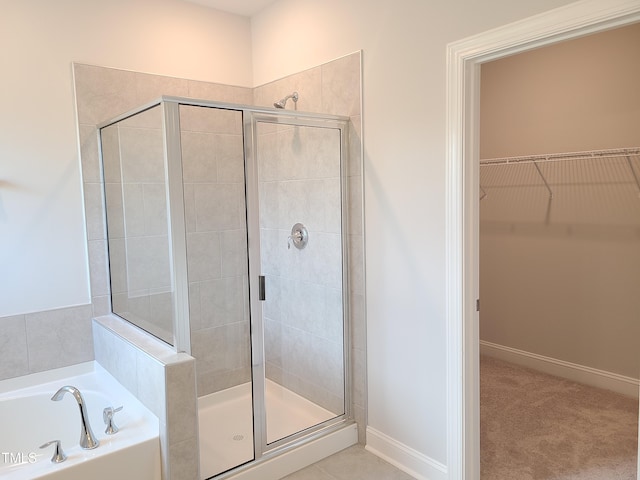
0 0 252 316
252 0 577 468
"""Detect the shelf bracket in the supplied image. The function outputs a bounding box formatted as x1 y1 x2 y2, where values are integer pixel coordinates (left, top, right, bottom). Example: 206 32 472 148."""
626 155 640 196
533 160 553 225
533 160 553 199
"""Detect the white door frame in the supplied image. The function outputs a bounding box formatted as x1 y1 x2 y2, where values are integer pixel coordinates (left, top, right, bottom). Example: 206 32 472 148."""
444 1 640 479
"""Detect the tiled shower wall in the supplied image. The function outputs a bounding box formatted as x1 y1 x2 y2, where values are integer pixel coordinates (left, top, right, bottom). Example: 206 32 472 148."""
180 105 252 396
254 52 366 440
73 63 253 321
258 122 346 414
102 106 174 344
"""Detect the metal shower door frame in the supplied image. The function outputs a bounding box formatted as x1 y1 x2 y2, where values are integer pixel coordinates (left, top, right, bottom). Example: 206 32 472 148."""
243 109 353 462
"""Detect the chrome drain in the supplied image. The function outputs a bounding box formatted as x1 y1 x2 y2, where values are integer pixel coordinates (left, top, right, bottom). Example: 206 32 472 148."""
232 434 244 441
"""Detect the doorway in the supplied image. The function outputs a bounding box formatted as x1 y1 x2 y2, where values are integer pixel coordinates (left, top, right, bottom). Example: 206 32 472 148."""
445 2 640 479
478 24 640 478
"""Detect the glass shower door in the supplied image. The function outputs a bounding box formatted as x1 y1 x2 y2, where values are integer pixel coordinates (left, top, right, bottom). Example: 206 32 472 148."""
178 104 254 478
251 117 348 447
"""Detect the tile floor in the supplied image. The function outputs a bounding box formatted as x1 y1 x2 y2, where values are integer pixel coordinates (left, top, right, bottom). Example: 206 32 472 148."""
282 445 415 480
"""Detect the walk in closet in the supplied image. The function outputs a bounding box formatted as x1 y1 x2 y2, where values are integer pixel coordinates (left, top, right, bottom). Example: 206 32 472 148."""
478 22 640 480
479 147 640 379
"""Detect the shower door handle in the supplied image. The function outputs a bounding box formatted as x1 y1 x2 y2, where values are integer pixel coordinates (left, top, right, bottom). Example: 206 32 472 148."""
259 275 266 301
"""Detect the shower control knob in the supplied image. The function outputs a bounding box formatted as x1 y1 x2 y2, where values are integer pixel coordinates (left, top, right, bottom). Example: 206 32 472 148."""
288 223 308 250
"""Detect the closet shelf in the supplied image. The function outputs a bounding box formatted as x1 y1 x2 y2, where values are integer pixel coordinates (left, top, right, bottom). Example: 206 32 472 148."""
480 147 640 166
480 147 640 193
479 147 640 226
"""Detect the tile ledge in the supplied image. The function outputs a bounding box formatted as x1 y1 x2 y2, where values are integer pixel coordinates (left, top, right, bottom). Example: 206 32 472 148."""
94 314 192 366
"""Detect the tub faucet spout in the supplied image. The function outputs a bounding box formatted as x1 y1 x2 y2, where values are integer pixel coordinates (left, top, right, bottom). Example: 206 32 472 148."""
51 385 99 449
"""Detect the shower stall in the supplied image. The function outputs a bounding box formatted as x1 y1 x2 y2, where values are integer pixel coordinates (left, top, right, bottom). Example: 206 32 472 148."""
98 97 351 479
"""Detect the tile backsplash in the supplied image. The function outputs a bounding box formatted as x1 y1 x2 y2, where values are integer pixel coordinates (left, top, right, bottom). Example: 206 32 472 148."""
0 304 94 381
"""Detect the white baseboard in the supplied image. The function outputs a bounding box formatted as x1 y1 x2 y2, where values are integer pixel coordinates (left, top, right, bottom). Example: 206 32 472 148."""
480 340 639 399
366 427 447 480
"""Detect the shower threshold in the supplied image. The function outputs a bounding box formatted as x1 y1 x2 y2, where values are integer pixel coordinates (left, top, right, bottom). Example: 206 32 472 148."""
198 380 339 479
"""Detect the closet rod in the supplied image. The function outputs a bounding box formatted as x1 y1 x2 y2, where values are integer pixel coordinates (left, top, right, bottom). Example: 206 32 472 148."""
480 147 640 166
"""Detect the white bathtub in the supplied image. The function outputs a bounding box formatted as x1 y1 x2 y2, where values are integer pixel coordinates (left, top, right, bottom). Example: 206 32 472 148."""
0 362 160 480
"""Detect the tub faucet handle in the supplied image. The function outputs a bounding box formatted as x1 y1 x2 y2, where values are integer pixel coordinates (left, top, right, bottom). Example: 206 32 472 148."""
39 440 67 463
103 405 123 434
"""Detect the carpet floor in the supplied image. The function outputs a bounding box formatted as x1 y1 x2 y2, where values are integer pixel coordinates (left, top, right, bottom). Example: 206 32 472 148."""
481 355 638 479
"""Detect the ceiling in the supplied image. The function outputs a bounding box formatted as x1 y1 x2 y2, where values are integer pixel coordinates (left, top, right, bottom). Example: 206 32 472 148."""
182 0 279 17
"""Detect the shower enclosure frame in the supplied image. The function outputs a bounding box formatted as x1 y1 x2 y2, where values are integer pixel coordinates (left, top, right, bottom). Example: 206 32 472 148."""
243 109 352 459
97 95 354 476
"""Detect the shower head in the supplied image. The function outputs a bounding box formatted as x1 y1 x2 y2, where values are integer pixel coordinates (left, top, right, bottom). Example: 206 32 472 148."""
274 91 299 109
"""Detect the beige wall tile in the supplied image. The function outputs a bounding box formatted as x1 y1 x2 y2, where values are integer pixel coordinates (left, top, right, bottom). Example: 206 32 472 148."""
143 183 169 235
196 366 250 397
92 295 111 317
26 305 94 373
126 235 171 292
123 183 145 236
220 229 248 277
198 276 246 328
348 116 362 178
348 234 364 296
180 132 218 183
254 66 322 113
149 293 174 336
166 359 198 445
100 124 122 183
104 182 125 239
119 126 165 183
186 231 222 282
216 134 245 182
107 238 127 294
187 81 252 105
135 73 190 105
74 64 138 125
350 294 365 352
180 105 242 134
83 182 107 241
169 436 200 480
88 239 111 296
348 176 363 236
321 54 361 117
0 315 29 380
193 183 244 231
79 125 102 183
352 347 366 409
136 349 166 420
